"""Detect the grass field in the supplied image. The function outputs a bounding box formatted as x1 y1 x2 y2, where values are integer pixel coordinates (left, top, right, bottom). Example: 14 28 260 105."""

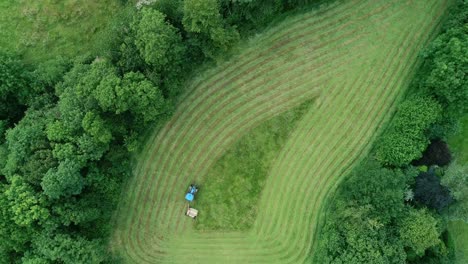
110 0 451 263
449 221 468 264
449 115 468 163
194 100 313 231
0 0 124 62
448 115 468 264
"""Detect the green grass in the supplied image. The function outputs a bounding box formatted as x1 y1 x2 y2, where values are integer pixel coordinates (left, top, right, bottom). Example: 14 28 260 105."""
447 114 468 264
109 1 451 263
195 100 313 231
449 115 468 163
448 221 468 264
0 0 124 63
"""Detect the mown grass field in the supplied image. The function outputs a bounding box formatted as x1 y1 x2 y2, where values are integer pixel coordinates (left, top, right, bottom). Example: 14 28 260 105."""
110 0 451 263
0 0 124 62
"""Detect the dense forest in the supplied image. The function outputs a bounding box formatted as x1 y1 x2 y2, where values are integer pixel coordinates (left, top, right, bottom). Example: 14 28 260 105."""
0 0 333 262
315 1 468 263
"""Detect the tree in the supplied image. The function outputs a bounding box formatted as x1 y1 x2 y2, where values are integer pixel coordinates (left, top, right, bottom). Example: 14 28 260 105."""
30 232 106 264
5 176 49 227
132 8 185 74
341 160 411 223
0 184 35 256
441 162 468 222
183 0 221 33
412 139 452 166
314 160 412 263
413 169 453 212
121 71 168 124
0 51 32 126
422 25 468 116
376 97 442 166
183 0 239 58
399 208 442 256
3 108 56 185
81 112 113 144
41 159 84 199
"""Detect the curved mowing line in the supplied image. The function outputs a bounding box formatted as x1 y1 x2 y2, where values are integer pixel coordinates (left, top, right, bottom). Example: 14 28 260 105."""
167 4 450 258
125 10 424 264
252 1 446 260
172 13 414 258
131 48 372 260
118 3 388 256
124 0 394 254
121 2 384 250
264 4 448 263
144 40 368 232
111 1 451 263
122 19 374 262
120 5 372 250
175 0 365 104
165 13 432 258
129 39 370 258
308 3 449 258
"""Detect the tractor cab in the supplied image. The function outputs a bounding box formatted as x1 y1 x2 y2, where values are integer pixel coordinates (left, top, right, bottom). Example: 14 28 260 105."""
185 184 198 202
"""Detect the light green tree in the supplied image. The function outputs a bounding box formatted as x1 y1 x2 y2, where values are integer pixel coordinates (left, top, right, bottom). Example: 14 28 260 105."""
133 8 185 72
442 162 468 222
399 208 442 256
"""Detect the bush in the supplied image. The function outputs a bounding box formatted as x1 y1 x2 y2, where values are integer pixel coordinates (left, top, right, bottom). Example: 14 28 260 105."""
376 97 442 166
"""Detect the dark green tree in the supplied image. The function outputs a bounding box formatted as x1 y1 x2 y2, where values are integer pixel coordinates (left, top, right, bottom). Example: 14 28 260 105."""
41 159 84 199
412 140 452 166
413 169 453 212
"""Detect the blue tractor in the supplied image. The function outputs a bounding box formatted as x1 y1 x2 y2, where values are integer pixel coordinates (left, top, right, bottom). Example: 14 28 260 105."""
185 184 198 202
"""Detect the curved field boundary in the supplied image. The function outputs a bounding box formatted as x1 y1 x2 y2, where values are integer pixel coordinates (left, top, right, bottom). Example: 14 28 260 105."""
110 1 451 263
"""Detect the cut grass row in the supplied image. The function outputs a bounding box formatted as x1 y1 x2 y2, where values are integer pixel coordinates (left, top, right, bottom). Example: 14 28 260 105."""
110 0 451 263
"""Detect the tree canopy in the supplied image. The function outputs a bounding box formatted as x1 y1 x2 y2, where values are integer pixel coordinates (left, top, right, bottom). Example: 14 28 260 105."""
376 97 442 166
442 162 468 222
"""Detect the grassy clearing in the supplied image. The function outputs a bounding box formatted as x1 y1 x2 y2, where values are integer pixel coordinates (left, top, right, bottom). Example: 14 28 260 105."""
0 0 124 62
449 115 468 163
195 100 313 231
110 1 450 263
449 221 468 264
447 114 468 264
